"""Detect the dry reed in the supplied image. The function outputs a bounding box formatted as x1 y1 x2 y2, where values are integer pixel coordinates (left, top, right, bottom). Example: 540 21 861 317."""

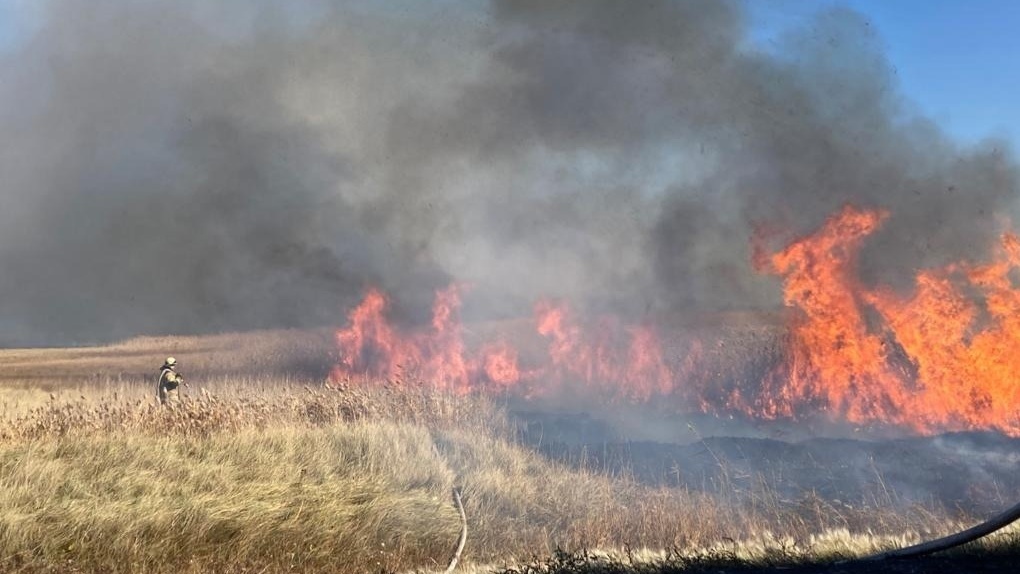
0 378 979 574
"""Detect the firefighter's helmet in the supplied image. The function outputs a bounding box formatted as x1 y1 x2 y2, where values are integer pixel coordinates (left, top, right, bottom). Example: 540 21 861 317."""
164 356 177 367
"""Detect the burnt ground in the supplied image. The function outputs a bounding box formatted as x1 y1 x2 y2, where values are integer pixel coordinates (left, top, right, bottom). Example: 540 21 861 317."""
506 409 1020 571
512 410 1020 516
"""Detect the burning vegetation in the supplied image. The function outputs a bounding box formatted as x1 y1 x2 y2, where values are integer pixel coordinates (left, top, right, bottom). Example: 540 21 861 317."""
6 0 1020 571
765 205 1020 436
333 204 1020 437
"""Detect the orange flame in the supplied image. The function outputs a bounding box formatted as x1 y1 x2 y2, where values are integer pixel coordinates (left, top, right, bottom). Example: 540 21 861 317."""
333 289 679 401
762 205 901 423
332 285 474 392
763 204 1020 435
332 204 1020 436
533 301 673 400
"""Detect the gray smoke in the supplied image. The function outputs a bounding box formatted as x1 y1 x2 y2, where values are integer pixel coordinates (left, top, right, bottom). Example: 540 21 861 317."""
0 0 1015 345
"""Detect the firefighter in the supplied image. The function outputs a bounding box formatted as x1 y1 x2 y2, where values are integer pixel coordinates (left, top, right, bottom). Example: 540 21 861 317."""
156 357 185 405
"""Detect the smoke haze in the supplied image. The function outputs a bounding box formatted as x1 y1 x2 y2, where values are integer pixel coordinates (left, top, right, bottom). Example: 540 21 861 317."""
1 0 1016 345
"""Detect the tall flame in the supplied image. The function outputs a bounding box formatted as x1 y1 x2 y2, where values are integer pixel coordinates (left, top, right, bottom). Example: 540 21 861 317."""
762 206 901 423
332 204 1020 436
763 204 1020 435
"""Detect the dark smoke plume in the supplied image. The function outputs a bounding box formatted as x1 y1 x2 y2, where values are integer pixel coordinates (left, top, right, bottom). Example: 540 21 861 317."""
0 0 1015 345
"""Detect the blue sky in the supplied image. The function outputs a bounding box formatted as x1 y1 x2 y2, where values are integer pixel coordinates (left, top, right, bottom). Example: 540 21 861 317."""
0 2 17 47
747 0 1020 146
0 1 38 48
1 1 1018 146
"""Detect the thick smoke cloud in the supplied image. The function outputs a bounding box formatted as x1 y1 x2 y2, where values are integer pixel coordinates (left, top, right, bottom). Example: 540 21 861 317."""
0 0 1015 345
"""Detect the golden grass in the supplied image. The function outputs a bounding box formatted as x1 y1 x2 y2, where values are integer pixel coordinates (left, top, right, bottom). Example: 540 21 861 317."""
0 329 336 388
0 378 977 574
0 424 460 572
468 521 1020 573
0 332 1010 573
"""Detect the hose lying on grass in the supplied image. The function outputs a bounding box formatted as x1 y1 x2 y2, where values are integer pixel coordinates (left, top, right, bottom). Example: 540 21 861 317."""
864 499 1020 561
445 487 467 573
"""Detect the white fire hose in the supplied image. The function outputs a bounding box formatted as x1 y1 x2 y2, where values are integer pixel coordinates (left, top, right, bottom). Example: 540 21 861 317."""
862 499 1020 561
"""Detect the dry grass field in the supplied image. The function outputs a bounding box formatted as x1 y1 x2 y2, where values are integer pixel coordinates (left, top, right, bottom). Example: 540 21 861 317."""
0 329 337 386
0 331 1017 573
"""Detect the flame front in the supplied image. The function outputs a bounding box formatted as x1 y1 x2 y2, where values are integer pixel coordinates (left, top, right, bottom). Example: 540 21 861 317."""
332 286 680 400
763 204 1020 435
333 204 1020 436
332 284 474 392
762 206 903 424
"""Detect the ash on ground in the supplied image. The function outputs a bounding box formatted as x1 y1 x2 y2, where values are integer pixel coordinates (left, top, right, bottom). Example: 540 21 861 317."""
513 408 1020 517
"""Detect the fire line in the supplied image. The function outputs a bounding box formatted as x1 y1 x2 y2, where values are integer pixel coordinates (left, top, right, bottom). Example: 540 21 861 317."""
332 204 1020 437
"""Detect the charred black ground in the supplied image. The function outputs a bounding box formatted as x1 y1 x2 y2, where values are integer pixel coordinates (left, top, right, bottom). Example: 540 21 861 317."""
517 408 1020 517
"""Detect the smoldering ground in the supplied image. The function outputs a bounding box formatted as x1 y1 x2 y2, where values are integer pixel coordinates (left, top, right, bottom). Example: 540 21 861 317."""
514 404 1020 515
0 0 1016 345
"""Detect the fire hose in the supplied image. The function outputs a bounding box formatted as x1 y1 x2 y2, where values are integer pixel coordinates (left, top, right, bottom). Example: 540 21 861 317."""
444 487 467 573
861 499 1020 562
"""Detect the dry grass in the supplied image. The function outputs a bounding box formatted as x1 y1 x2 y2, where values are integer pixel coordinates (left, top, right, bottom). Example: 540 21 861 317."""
0 329 336 388
0 380 500 441
0 380 975 574
0 333 1010 573
472 521 1020 573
